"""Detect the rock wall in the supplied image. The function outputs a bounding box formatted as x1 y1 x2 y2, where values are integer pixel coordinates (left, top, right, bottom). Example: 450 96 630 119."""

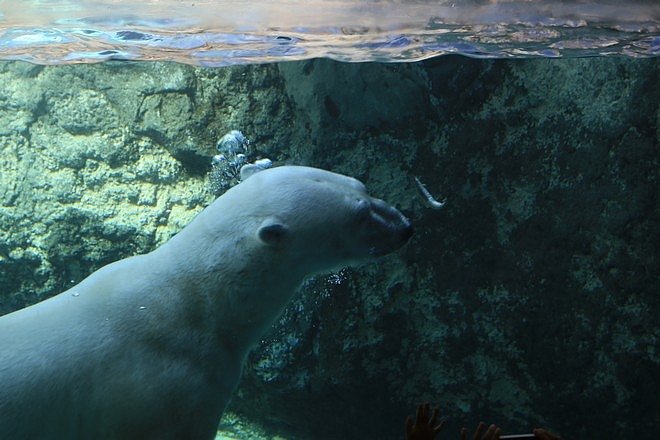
0 56 657 439
0 61 296 313
238 57 660 439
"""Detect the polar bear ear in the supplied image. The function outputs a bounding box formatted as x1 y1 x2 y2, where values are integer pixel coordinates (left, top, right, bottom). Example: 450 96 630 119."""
257 218 289 246
240 164 263 181
240 159 272 181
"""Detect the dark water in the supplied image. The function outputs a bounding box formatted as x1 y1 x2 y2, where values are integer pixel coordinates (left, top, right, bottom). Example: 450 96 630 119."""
0 1 658 440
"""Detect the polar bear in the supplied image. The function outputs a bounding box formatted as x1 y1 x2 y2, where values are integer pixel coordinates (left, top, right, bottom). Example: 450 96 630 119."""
0 165 413 440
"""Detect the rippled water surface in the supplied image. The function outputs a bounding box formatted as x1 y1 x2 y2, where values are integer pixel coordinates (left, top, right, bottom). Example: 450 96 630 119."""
0 0 658 64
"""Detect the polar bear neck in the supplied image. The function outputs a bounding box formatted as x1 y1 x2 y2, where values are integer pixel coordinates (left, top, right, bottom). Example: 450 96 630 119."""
149 198 307 360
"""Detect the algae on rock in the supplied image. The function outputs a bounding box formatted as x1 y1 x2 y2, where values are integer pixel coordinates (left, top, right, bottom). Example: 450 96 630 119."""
0 61 297 313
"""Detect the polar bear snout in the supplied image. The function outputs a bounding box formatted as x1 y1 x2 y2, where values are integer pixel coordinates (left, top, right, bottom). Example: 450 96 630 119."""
365 198 414 256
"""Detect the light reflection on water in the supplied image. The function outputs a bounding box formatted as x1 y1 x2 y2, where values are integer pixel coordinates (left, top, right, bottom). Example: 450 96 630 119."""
0 0 658 64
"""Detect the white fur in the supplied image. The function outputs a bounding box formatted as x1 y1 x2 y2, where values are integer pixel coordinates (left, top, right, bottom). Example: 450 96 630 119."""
0 166 412 439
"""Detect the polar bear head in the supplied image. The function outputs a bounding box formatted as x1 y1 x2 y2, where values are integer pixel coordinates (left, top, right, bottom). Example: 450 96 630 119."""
155 164 413 359
225 165 413 276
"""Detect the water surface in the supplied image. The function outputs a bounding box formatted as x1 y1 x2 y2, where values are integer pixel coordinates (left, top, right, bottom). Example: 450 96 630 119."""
0 0 658 64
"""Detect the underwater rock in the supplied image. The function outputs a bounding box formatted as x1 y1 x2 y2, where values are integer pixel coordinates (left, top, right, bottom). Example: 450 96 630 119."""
279 59 430 142
230 56 659 440
0 61 297 314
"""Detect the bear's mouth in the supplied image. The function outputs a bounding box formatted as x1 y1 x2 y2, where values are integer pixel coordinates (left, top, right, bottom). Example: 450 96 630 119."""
366 198 414 256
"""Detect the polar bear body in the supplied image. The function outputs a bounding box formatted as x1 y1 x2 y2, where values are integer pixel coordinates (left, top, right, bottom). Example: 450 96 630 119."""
0 166 412 439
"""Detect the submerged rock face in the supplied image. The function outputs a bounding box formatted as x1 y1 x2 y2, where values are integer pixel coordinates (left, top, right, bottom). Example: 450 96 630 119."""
236 57 659 440
0 61 295 313
0 57 657 439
